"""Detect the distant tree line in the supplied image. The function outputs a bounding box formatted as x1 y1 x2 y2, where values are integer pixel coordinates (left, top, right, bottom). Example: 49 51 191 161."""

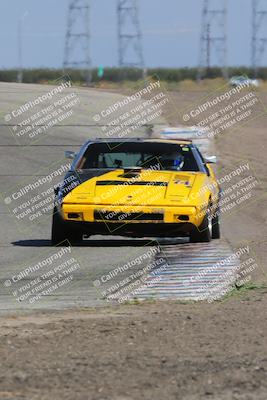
0 67 265 83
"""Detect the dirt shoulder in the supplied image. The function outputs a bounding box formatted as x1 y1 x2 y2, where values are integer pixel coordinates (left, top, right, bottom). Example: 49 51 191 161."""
0 289 267 400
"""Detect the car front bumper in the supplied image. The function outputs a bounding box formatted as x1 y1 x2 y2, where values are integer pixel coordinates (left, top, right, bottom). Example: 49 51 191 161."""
61 203 204 227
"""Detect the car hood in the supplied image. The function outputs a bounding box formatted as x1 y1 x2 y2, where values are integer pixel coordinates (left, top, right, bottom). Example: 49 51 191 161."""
63 169 206 206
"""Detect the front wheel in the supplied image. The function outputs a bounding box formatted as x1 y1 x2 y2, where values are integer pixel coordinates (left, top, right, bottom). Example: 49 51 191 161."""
211 209 220 239
189 208 212 243
51 207 79 245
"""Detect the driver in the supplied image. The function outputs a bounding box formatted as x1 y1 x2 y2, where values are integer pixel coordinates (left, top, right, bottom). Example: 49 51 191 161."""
160 153 184 171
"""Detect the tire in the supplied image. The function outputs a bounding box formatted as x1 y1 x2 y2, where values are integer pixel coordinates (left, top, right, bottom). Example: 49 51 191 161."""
51 207 79 245
189 208 212 243
211 210 221 239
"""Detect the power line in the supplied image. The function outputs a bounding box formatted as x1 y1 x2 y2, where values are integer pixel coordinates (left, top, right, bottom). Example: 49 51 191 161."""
117 0 144 69
252 0 267 77
198 0 228 80
17 12 28 83
63 0 91 84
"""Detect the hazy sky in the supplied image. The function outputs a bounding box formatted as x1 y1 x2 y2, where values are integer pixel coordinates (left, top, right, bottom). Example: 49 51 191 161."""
0 0 260 69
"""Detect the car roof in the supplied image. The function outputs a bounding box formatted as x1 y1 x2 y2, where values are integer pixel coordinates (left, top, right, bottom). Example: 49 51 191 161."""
88 138 192 145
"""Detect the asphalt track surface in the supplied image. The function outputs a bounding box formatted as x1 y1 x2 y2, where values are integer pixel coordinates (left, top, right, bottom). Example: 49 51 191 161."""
0 82 237 314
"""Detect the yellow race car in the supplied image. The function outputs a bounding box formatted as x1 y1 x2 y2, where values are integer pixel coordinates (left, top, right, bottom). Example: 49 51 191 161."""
51 138 220 244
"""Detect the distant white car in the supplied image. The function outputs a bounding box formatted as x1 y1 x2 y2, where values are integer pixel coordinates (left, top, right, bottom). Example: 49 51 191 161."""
229 76 259 88
159 126 211 156
160 126 208 140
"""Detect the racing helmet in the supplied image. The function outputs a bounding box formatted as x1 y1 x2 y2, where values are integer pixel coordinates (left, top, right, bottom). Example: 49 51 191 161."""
160 153 184 170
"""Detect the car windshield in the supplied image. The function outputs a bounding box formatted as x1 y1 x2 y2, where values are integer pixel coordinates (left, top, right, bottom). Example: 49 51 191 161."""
78 142 200 172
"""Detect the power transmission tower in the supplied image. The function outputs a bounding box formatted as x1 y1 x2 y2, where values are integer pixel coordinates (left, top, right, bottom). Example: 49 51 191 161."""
117 0 144 70
198 0 228 80
252 0 267 78
63 0 91 84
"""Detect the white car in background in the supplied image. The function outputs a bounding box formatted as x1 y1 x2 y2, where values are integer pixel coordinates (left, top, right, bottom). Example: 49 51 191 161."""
229 75 260 88
159 126 211 157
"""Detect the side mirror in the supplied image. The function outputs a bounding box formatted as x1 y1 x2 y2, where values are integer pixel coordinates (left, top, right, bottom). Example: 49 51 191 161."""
65 150 76 160
204 156 217 164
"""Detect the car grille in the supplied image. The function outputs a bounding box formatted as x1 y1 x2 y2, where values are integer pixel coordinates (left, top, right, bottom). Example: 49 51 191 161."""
94 210 164 222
